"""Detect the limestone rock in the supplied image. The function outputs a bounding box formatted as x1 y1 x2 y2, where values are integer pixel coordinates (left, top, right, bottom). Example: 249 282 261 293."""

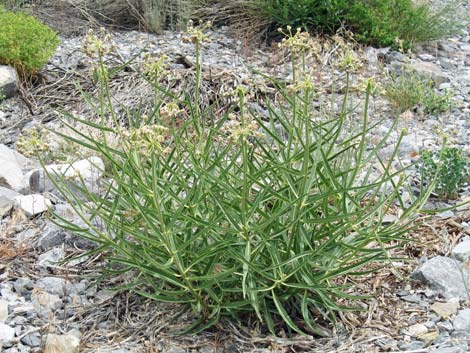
453 309 470 331
29 156 105 194
44 330 80 353
411 256 470 299
0 323 15 343
0 144 29 192
13 194 52 217
452 240 470 262
0 65 18 99
0 300 8 323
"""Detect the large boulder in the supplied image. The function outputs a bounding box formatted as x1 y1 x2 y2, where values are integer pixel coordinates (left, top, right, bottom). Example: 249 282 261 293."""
0 65 18 99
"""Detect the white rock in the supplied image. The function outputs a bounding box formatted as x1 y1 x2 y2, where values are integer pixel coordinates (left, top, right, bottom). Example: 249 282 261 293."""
430 299 459 319
452 240 470 262
0 65 18 99
0 300 8 323
30 156 105 194
404 323 428 337
0 323 15 343
0 144 27 191
453 309 470 331
44 330 80 353
13 194 52 217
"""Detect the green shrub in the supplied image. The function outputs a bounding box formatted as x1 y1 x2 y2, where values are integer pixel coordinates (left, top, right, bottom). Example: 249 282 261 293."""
49 27 431 334
0 5 59 76
419 147 470 200
254 0 462 48
385 72 452 114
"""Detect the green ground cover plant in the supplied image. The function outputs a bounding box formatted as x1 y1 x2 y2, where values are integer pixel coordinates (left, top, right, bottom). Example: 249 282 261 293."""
47 26 433 334
385 72 452 114
419 147 470 200
0 4 59 77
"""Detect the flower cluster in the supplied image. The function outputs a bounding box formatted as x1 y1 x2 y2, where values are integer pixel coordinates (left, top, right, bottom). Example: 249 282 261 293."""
221 113 263 146
278 26 312 54
142 54 169 82
82 27 114 58
121 125 170 156
182 20 212 45
16 128 50 158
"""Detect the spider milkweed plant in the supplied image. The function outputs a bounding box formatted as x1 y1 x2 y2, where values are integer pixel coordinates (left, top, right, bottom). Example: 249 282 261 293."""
48 26 433 335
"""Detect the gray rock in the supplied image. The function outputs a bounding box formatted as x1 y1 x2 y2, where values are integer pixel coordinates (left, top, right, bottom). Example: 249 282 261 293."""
0 186 20 201
0 66 18 99
437 210 455 219
398 340 425 350
37 247 65 269
453 309 470 331
409 61 450 85
0 196 13 218
452 240 470 262
411 256 470 299
0 323 15 343
14 194 52 218
432 347 466 353
38 224 67 250
21 333 41 347
13 277 33 296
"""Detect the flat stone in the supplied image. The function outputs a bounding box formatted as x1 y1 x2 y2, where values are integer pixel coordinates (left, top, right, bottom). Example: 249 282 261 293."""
0 323 15 343
14 194 52 217
452 240 470 261
0 65 18 99
404 323 428 337
417 331 438 344
437 210 455 219
453 309 470 331
411 256 470 299
21 333 41 347
44 330 80 353
431 300 459 319
38 223 67 250
0 300 8 323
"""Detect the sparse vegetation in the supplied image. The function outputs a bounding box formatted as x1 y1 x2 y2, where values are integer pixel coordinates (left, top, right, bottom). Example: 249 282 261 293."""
419 147 470 200
0 4 59 77
385 71 453 114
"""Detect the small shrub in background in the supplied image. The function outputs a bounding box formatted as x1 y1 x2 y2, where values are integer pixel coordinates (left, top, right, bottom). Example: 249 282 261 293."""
226 0 462 48
385 72 452 114
72 0 191 33
0 5 59 77
419 147 470 200
48 27 433 334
